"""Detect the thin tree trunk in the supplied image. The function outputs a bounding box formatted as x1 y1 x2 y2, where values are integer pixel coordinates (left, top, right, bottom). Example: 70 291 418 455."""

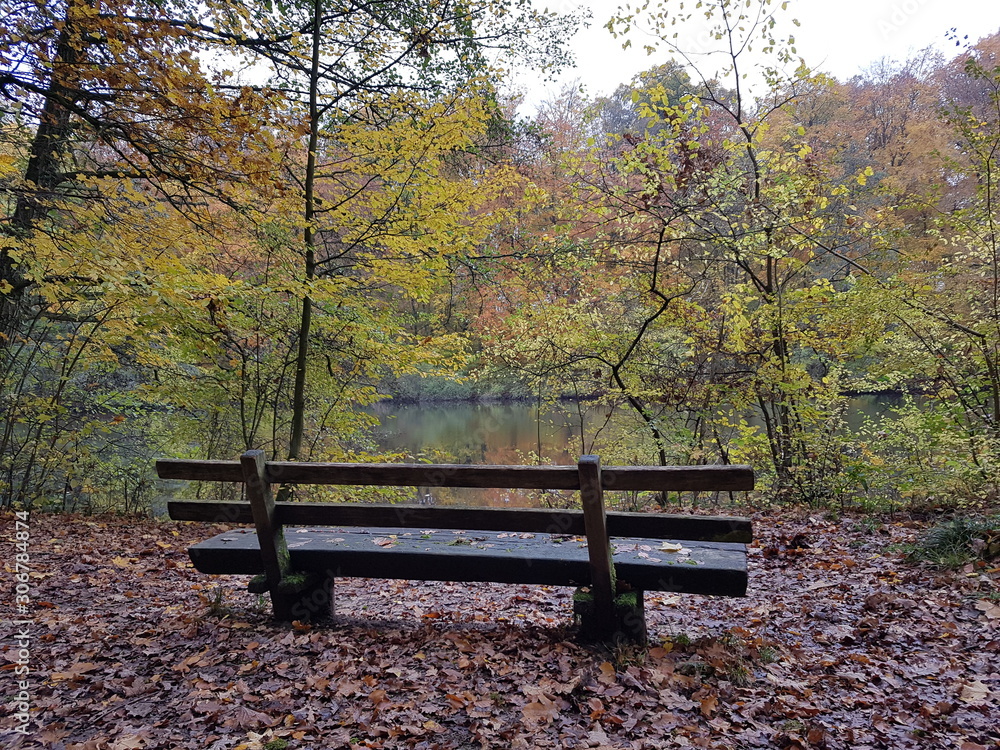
287 0 322 461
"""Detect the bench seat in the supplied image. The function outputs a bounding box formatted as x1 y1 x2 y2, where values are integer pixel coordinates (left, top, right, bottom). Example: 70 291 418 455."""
187 526 748 597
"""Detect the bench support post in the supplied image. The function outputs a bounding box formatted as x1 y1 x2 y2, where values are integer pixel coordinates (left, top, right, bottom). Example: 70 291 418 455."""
576 455 649 644
573 588 647 645
242 450 332 622
578 456 616 641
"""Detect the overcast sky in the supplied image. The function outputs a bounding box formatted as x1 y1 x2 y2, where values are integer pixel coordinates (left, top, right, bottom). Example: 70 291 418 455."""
513 0 1000 109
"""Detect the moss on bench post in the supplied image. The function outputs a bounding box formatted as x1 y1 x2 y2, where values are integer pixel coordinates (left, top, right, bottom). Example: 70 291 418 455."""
573 588 647 645
242 450 331 622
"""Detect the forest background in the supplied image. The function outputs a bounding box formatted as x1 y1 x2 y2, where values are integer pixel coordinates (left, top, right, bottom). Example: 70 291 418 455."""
2 0 1000 515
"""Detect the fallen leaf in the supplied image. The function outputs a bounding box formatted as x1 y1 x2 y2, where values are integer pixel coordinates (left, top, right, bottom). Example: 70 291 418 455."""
806 581 837 591
597 661 617 686
807 727 827 744
959 680 991 705
659 542 691 554
223 705 273 729
699 692 718 718
974 600 1000 619
109 735 145 750
522 696 559 724
587 722 611 744
50 662 99 681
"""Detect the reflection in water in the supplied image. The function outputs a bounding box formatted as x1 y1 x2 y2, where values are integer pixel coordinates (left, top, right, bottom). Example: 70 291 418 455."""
367 400 616 507
366 396 903 508
371 401 590 464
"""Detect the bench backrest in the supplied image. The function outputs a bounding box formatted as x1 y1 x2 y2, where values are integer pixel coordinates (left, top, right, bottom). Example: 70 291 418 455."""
158 454 754 543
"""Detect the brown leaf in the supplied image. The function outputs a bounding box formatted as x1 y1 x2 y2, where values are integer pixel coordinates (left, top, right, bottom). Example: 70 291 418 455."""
109 736 145 750
974 599 1000 619
222 705 273 729
806 727 827 745
959 680 991 705
446 634 475 653
522 696 559 724
597 661 617 686
699 691 719 718
587 697 605 719
50 662 99 681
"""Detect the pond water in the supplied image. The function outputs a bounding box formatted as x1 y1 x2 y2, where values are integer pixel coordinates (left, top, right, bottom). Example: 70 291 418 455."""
365 395 903 507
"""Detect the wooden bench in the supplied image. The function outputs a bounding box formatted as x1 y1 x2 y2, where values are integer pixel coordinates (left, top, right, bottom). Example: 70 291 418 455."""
157 451 753 643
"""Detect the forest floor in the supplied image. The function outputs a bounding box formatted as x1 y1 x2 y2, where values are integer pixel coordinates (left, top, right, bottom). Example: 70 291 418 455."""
1 509 998 750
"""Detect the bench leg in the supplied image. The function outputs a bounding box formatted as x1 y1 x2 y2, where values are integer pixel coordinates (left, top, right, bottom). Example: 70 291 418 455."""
269 572 335 623
615 590 647 646
574 588 648 646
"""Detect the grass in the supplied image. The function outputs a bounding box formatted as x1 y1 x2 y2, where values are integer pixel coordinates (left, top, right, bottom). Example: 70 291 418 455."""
907 515 1000 568
199 586 231 618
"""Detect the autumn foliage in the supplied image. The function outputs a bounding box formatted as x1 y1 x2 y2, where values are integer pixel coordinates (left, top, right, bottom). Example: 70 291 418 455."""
1 0 999 512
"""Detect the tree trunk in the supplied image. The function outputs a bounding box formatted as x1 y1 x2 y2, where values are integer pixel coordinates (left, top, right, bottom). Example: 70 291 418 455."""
1 0 86 347
287 0 322 462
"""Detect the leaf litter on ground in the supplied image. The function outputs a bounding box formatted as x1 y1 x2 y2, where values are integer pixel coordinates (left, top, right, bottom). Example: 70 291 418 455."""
1 511 998 749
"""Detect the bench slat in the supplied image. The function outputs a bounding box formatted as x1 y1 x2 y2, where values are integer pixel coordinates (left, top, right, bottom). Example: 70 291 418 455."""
186 528 748 597
157 459 244 482
157 459 753 492
605 465 753 492
167 500 752 543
